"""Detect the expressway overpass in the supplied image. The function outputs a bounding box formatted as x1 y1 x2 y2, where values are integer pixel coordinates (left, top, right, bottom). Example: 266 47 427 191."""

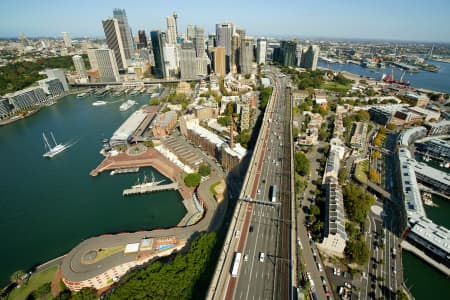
207 70 296 300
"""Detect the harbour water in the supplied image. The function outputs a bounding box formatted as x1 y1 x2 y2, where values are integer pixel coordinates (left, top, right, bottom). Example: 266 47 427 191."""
318 60 450 94
0 93 186 286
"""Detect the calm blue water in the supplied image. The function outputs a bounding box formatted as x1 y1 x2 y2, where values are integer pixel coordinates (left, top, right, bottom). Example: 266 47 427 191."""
318 60 450 94
0 93 186 286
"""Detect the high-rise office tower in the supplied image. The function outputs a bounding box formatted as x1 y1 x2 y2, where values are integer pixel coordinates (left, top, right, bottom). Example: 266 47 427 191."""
216 23 233 56
240 36 254 74
62 32 72 48
179 42 197 79
236 28 246 71
137 30 147 49
301 45 320 70
213 46 226 77
280 40 297 67
150 30 166 78
231 34 240 73
216 23 233 72
256 38 267 65
102 18 127 70
94 49 121 82
72 55 87 78
113 8 135 60
163 44 179 77
166 15 177 45
194 26 205 57
186 25 195 41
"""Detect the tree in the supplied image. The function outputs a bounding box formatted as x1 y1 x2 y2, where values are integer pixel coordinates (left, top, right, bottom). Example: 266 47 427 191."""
310 205 320 216
371 150 381 159
72 288 97 300
343 183 375 224
198 164 211 177
294 151 310 176
27 282 51 299
396 290 409 300
10 270 26 285
338 167 348 185
345 238 370 265
369 168 380 183
184 173 201 187
217 116 231 127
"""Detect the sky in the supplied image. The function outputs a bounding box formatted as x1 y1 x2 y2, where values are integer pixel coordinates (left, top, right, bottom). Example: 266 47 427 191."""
0 0 449 43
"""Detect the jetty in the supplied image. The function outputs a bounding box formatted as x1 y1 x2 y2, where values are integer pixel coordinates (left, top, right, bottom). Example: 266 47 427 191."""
110 167 139 175
123 182 179 196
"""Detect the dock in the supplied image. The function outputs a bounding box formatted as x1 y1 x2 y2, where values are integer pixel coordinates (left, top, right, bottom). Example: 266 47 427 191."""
110 167 139 175
123 182 179 196
401 240 450 276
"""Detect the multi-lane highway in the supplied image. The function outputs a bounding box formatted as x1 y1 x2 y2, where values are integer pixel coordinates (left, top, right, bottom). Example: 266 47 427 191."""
207 68 295 300
233 72 293 300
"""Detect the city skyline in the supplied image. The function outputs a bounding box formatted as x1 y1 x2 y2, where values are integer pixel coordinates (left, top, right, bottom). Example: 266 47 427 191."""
0 0 449 43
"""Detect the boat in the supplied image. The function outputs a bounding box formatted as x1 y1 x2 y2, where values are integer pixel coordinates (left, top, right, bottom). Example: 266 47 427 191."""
131 173 165 189
42 132 68 158
129 90 140 96
76 92 88 98
94 88 109 98
381 69 410 86
110 167 140 175
92 101 107 106
119 99 137 111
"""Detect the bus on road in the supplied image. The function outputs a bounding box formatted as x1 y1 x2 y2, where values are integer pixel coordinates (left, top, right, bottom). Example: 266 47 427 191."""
271 185 278 202
231 252 242 277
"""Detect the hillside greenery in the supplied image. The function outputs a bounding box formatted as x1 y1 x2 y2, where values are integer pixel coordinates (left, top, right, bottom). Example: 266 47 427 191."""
108 233 217 300
0 55 89 95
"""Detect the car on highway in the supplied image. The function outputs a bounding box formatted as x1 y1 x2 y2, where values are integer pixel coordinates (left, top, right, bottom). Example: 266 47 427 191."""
244 254 248 262
259 252 265 262
317 263 323 272
249 225 254 233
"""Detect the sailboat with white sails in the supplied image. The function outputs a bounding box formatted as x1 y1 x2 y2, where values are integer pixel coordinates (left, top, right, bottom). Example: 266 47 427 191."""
42 132 69 158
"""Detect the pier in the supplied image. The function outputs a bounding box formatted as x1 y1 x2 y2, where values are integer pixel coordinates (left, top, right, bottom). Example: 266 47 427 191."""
401 240 450 276
123 182 179 196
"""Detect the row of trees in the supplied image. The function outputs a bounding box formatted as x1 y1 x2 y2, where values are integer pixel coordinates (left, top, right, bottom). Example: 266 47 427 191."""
343 183 374 265
183 165 211 187
259 86 273 110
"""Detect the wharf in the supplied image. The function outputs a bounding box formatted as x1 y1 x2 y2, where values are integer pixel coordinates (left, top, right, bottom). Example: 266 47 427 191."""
90 148 193 201
123 182 179 196
110 167 139 175
401 240 450 276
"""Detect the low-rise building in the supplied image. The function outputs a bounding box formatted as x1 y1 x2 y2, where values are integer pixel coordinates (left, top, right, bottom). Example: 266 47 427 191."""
426 120 450 136
350 122 367 151
415 139 450 160
176 81 193 97
151 111 177 138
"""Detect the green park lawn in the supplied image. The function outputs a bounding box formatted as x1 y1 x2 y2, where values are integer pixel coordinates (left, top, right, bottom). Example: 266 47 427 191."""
354 159 369 184
8 265 58 300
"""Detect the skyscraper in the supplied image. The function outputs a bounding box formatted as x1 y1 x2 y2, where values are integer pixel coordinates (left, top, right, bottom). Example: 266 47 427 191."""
213 46 226 77
137 30 147 49
166 15 177 45
256 38 267 65
240 36 254 74
94 49 121 82
179 42 197 79
62 32 72 48
72 55 87 78
113 8 135 60
231 34 240 73
163 44 179 77
194 26 205 57
102 18 127 70
236 28 246 72
150 30 166 78
216 23 233 72
280 41 297 67
186 25 195 41
301 45 320 70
